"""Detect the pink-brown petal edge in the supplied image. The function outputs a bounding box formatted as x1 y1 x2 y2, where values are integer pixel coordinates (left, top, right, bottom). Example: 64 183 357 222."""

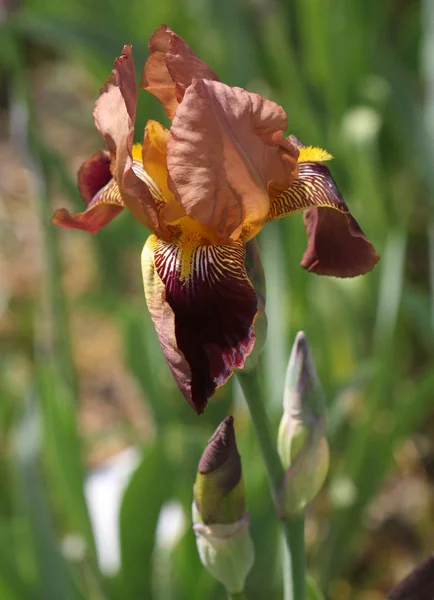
141 24 219 120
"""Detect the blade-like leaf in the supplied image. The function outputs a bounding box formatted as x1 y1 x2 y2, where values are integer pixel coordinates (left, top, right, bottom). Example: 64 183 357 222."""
119 441 173 600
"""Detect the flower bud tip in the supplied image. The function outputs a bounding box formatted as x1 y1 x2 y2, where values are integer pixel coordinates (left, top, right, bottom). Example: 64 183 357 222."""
194 416 245 525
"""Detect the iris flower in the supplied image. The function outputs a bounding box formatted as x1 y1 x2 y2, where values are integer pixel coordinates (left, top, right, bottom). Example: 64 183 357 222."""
52 26 379 414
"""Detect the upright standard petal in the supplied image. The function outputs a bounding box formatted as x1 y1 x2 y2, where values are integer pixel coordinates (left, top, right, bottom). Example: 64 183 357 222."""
93 45 161 234
167 80 299 241
268 161 379 277
142 24 219 120
141 234 257 414
93 45 136 185
51 150 125 233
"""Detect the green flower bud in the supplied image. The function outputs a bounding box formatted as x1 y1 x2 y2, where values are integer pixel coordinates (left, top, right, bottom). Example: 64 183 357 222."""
242 239 267 371
194 416 245 525
193 417 254 594
277 331 329 517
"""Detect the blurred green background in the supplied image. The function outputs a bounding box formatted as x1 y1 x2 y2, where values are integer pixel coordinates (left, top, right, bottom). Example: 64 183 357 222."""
1 0 433 598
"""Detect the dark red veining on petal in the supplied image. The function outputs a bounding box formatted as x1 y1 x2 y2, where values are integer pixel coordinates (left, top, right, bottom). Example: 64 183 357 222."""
154 240 257 413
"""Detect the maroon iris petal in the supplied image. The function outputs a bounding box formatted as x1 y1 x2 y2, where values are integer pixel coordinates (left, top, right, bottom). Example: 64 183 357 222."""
52 150 125 234
77 150 112 205
268 160 379 277
153 240 257 413
301 206 379 277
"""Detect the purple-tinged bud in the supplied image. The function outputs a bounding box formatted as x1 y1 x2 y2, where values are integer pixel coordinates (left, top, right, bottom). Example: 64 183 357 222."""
193 417 254 594
277 332 329 517
194 416 244 525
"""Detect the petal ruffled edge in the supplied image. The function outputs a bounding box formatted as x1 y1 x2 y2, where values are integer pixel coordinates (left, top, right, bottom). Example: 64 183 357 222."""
268 161 379 277
141 234 257 413
142 24 219 120
167 79 298 242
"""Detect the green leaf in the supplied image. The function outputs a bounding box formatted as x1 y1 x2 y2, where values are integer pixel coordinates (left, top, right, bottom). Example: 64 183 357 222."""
170 529 217 600
0 536 38 600
14 400 85 600
306 575 324 600
119 441 173 600
37 365 98 563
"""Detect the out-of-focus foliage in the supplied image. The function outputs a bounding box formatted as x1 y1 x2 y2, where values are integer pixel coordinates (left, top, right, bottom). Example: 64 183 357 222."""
1 0 433 599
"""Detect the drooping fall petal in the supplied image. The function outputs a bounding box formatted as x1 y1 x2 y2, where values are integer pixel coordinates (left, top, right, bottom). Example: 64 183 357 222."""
141 234 257 414
268 162 379 277
301 207 379 277
142 24 219 120
51 150 125 233
167 80 299 242
93 44 161 234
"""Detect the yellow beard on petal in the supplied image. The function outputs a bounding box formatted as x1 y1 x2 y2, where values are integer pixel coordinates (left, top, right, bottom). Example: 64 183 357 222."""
132 143 143 161
178 232 206 283
173 216 221 282
298 146 333 163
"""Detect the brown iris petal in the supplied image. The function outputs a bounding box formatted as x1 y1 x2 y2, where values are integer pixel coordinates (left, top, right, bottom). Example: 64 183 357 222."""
301 207 379 277
142 24 219 120
93 45 137 184
93 45 161 234
52 178 125 234
52 150 125 234
268 162 379 277
143 236 257 414
167 79 297 241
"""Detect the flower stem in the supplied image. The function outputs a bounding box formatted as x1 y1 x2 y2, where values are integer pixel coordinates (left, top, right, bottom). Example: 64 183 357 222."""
237 369 306 600
227 592 247 600
282 517 306 600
